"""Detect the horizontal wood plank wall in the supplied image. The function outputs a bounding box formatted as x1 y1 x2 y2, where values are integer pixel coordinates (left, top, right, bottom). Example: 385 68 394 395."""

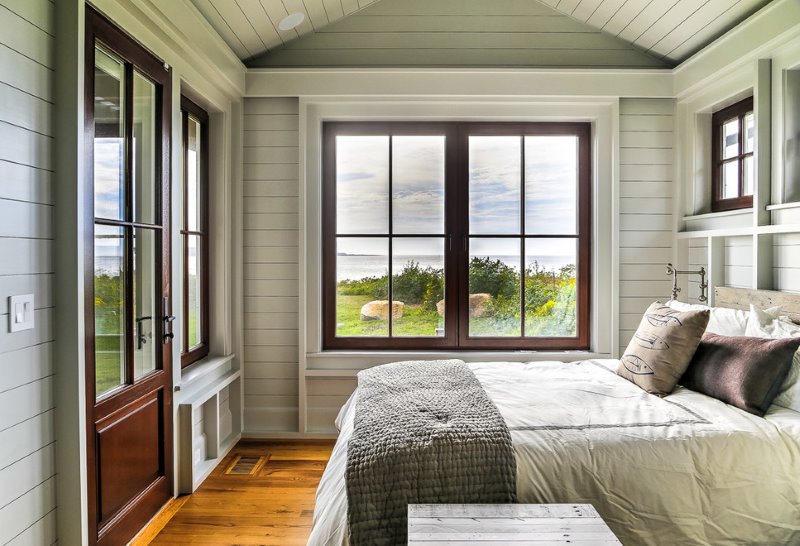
724 236 753 289
618 98 675 352
687 238 709 304
0 0 57 544
307 378 355 433
774 233 800 292
245 0 669 68
242 98 300 433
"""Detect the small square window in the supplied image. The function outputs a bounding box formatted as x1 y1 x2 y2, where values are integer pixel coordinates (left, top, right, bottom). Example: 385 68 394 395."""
711 97 754 212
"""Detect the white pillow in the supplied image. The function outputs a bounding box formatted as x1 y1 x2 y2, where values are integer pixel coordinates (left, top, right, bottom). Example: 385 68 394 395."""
745 305 800 413
665 300 781 337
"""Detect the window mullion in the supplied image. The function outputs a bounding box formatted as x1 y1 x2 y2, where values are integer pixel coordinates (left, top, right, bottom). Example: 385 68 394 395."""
388 135 393 338
123 62 135 385
738 113 745 199
519 135 526 338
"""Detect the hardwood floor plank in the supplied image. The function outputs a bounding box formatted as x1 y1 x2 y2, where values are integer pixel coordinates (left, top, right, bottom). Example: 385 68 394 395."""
147 440 334 545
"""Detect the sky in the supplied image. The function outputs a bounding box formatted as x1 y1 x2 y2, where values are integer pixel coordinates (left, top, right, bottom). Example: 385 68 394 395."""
336 134 579 258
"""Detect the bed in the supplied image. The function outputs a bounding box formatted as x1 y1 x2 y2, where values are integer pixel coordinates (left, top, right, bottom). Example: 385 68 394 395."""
308 289 800 545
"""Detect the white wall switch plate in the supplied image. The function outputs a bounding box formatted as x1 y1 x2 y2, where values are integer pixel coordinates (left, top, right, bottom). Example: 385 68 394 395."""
9 294 34 333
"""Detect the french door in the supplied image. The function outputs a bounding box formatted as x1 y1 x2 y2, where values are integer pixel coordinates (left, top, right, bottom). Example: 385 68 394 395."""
85 7 173 545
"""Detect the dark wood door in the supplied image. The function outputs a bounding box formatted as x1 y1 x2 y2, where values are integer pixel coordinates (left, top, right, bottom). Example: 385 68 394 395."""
85 7 174 545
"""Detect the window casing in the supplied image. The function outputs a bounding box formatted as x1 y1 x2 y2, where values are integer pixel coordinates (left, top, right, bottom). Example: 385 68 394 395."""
180 96 210 367
322 122 591 351
711 97 754 212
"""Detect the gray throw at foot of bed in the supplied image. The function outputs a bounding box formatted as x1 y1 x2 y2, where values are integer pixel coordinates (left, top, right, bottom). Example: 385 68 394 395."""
345 359 517 546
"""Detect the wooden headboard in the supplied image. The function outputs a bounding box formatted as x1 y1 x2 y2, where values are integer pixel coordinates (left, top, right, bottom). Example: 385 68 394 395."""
715 287 800 325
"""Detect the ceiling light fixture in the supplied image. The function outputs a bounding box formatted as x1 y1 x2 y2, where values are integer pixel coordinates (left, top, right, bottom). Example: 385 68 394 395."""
278 12 305 31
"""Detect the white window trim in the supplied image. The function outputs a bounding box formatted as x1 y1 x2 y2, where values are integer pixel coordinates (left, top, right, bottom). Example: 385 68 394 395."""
300 97 619 371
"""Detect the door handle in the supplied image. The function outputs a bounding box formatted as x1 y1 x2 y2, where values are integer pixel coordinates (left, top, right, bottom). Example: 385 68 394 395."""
163 297 175 344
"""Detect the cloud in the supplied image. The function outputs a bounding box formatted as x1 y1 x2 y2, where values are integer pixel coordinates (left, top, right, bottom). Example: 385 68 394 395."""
334 133 580 240
94 139 124 219
338 171 374 182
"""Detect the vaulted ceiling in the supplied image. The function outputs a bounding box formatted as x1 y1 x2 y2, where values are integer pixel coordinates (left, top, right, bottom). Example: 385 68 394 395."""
540 0 772 63
190 0 774 68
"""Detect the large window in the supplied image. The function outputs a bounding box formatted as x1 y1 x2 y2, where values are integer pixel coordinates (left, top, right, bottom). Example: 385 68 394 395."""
711 97 754 212
322 122 590 350
180 96 209 366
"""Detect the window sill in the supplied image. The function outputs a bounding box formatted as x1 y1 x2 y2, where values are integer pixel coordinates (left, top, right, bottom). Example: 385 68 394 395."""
682 208 752 232
177 353 236 400
767 202 800 224
306 350 611 374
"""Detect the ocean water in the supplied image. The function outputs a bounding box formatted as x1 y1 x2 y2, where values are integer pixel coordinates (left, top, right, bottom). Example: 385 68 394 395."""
337 254 573 281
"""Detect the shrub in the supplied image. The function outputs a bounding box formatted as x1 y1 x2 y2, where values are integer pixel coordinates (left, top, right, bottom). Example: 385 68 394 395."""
392 261 444 309
338 276 388 299
468 257 519 298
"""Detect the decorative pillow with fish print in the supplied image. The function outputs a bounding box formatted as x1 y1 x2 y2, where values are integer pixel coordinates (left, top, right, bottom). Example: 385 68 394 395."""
617 301 710 396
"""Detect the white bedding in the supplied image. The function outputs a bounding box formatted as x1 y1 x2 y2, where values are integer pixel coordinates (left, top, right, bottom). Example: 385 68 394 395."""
308 359 800 545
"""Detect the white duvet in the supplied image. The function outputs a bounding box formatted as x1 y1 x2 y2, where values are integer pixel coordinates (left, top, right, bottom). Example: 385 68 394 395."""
308 360 800 545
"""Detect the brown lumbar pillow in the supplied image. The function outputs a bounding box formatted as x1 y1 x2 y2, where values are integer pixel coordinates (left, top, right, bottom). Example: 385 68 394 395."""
681 332 800 416
617 302 710 396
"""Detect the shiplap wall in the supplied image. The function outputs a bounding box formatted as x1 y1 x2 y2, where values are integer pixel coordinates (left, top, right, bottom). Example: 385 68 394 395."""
774 233 800 292
0 0 57 543
687 238 709 305
618 98 675 351
245 0 668 68
724 236 753 289
242 97 300 433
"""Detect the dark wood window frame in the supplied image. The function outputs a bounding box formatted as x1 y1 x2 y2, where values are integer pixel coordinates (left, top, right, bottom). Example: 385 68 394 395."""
180 96 210 367
322 121 591 351
711 96 754 212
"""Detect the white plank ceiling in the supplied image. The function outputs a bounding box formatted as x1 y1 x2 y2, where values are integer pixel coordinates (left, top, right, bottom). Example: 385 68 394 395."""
541 0 774 63
190 0 775 68
189 0 382 60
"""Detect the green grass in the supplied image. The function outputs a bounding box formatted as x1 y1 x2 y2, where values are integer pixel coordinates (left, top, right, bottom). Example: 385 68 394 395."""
336 294 443 337
95 351 122 396
335 291 576 338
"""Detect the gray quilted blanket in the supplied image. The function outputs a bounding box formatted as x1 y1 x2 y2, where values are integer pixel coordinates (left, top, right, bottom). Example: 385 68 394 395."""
345 359 517 546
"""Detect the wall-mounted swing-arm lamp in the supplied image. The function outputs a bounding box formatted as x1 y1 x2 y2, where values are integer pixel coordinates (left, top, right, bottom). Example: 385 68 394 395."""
665 263 708 303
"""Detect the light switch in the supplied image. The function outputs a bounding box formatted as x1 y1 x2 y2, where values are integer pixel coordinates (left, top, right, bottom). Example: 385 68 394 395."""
9 294 34 333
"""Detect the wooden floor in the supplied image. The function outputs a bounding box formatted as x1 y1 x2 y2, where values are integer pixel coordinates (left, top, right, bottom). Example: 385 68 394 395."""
143 440 334 545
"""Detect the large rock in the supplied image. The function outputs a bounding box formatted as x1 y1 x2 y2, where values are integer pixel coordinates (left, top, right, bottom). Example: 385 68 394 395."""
469 293 492 317
360 300 404 321
436 293 492 318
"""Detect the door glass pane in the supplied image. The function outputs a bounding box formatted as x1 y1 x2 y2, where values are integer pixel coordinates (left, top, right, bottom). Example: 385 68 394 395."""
391 238 445 337
336 237 389 337
336 136 389 234
95 224 126 397
187 235 203 350
743 156 754 196
525 239 577 337
133 228 157 379
94 46 125 221
392 136 445 234
744 112 754 154
187 115 202 232
133 71 157 225
721 160 739 199
469 136 521 234
525 136 578 235
468 238 520 337
722 118 739 160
